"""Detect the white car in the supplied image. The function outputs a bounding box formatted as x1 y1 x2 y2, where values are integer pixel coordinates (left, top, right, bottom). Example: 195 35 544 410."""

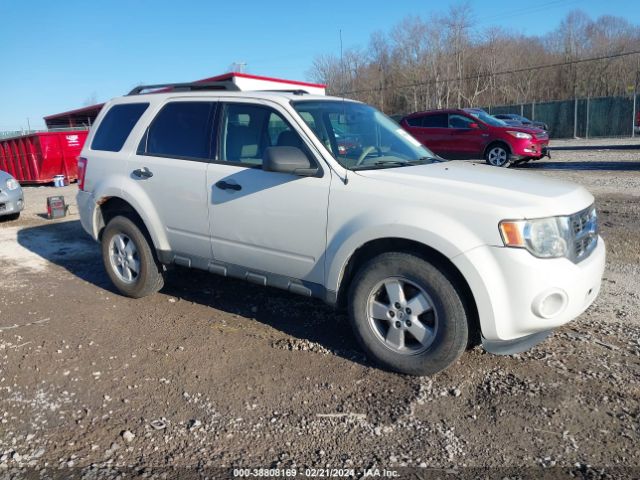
76 81 605 375
0 170 24 221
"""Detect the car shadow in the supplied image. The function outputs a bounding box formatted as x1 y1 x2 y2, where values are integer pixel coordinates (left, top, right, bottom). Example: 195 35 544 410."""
517 161 640 171
162 267 365 365
16 220 366 367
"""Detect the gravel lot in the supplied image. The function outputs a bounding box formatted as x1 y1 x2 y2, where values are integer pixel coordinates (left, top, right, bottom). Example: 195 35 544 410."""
0 143 639 479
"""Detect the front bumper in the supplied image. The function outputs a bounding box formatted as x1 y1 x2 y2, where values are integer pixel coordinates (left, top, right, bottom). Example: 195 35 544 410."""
0 188 24 217
452 237 605 344
511 140 550 160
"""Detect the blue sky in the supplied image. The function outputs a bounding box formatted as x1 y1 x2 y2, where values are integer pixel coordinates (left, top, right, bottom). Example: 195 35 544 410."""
1 0 638 130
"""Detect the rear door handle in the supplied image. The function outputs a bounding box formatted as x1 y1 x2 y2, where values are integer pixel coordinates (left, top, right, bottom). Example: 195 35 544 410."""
132 167 153 179
215 180 241 191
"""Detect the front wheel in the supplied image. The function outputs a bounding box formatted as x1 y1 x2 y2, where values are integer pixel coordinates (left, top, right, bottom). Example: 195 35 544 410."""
485 144 511 167
101 215 164 298
348 252 469 376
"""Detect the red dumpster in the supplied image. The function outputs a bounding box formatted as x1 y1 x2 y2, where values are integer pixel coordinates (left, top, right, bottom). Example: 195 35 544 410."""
0 130 88 184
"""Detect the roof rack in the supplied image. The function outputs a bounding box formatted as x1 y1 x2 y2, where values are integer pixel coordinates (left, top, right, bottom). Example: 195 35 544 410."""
260 89 309 95
128 81 240 95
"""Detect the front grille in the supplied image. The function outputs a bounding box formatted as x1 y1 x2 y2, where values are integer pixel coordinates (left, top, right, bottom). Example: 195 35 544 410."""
569 205 598 263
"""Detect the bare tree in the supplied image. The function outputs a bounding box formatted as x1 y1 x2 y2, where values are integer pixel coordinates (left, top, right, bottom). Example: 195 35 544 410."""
307 7 640 115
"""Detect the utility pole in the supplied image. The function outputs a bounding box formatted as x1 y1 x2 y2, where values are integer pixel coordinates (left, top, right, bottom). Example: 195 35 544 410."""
633 55 639 138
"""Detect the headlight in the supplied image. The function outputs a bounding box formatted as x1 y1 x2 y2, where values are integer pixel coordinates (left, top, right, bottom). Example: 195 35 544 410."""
5 178 20 191
499 216 571 258
507 131 532 140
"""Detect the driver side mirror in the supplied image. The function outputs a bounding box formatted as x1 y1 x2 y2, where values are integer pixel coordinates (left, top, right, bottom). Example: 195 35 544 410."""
469 122 480 129
263 146 319 176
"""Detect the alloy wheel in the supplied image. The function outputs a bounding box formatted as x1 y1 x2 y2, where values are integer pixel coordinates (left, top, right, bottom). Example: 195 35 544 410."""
366 276 438 355
108 233 140 284
488 147 509 166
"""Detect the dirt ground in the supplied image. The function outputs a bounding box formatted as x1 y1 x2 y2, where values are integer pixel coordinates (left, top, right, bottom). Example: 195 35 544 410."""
0 144 639 479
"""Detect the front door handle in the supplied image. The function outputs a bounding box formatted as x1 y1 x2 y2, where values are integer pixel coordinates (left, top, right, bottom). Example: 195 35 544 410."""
215 180 241 191
132 167 153 179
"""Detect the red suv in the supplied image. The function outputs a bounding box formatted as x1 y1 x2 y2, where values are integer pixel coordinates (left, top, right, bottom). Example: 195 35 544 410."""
400 108 549 167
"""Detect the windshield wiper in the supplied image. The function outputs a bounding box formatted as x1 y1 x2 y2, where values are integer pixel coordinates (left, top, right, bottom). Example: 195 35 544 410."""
351 156 443 171
410 156 442 164
351 160 408 170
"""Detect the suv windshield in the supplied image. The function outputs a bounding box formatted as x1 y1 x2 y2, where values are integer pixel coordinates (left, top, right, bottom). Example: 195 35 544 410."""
466 110 507 127
292 100 440 170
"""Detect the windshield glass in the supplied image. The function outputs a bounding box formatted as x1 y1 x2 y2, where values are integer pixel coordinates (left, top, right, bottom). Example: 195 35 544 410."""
466 110 508 127
292 100 440 170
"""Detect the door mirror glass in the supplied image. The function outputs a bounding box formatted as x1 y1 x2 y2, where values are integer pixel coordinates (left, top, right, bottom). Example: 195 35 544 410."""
263 146 318 176
469 122 479 129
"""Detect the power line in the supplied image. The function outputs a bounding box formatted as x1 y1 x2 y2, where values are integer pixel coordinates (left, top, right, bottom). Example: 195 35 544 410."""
338 49 640 96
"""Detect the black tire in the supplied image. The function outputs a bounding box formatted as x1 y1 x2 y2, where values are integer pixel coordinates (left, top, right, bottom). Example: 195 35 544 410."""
101 215 164 298
348 252 469 376
2 212 20 221
484 143 511 167
512 158 531 167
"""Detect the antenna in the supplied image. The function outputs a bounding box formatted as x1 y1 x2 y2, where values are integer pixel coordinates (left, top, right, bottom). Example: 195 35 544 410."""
340 29 349 185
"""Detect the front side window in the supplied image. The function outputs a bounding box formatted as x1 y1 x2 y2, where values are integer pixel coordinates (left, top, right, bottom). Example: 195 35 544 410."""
92 103 149 152
220 103 305 167
293 100 440 170
466 110 507 127
140 102 215 161
448 114 475 129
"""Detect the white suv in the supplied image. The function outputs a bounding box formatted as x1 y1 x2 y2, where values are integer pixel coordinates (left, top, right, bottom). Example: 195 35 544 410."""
77 81 605 375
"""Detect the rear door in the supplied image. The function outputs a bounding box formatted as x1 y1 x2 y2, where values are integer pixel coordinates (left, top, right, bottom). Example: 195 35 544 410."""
402 113 449 155
128 100 216 264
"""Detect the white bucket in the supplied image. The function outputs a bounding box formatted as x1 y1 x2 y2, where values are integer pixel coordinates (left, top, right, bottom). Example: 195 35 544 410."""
53 175 65 187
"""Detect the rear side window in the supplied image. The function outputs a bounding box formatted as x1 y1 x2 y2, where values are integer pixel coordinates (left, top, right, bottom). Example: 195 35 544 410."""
405 116 424 127
140 102 215 161
91 103 149 152
422 114 448 128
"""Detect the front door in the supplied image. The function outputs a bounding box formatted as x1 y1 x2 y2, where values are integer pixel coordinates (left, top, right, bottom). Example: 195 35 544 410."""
207 101 330 284
444 113 488 159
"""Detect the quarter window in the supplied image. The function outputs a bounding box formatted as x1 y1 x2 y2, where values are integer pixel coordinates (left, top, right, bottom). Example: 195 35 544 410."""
91 103 149 152
140 102 215 161
405 116 423 127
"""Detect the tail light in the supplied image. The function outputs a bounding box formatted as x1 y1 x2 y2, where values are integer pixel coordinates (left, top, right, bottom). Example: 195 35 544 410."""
77 156 88 191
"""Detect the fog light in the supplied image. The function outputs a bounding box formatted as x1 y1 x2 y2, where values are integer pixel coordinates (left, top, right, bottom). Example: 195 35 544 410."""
532 289 568 319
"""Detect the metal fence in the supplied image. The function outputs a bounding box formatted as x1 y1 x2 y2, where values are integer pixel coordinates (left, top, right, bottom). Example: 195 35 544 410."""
0 126 89 140
486 94 639 139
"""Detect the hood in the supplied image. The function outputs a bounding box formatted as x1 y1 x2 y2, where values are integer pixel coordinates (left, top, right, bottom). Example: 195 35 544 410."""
355 161 593 219
0 170 15 182
495 124 545 135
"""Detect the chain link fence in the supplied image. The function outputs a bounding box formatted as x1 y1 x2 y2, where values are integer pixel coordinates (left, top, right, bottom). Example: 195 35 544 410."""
486 94 639 139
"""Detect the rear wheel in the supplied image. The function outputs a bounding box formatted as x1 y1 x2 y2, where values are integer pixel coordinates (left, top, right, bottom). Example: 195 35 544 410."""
348 252 469 376
101 215 164 298
485 144 511 167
